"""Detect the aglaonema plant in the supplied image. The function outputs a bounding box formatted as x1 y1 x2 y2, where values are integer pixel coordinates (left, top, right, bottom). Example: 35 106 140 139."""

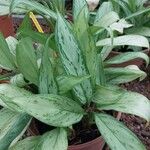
97 0 150 51
0 0 150 150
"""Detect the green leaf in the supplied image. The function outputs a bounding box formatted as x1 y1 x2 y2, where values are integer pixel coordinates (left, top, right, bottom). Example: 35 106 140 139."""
0 84 32 111
57 75 90 94
17 12 32 33
94 11 120 28
101 46 113 61
18 30 49 45
6 36 18 56
39 38 57 94
11 94 84 127
105 52 149 67
95 113 146 150
110 19 132 33
125 7 150 20
0 108 31 150
9 136 40 150
73 0 89 21
105 66 147 84
0 0 27 15
55 13 92 104
94 2 113 23
10 0 57 20
35 128 68 150
0 33 16 70
126 27 150 37
10 74 27 87
74 5 100 86
96 35 150 48
16 38 39 85
93 86 150 121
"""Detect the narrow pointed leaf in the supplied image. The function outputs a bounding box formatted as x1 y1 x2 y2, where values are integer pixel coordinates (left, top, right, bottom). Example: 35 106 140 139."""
96 35 150 48
125 7 150 20
95 113 146 150
73 0 89 21
126 27 150 37
94 2 113 23
11 94 84 127
56 13 92 104
0 108 31 150
10 0 57 19
93 86 150 121
35 128 68 150
105 52 149 67
74 5 100 86
105 66 147 84
16 38 39 85
39 38 57 94
0 33 16 70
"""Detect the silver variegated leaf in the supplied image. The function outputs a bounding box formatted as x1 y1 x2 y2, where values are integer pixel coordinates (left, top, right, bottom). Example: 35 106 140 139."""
0 108 31 150
95 113 146 150
10 94 84 127
93 85 150 121
35 128 68 150
56 13 92 104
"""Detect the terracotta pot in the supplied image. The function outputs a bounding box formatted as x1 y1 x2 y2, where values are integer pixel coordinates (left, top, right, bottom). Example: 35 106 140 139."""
108 49 149 67
0 16 14 37
68 137 105 150
28 120 105 150
0 80 9 84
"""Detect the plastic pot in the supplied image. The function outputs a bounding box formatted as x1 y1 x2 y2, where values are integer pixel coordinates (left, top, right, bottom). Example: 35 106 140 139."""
108 49 149 67
0 15 14 37
68 137 105 150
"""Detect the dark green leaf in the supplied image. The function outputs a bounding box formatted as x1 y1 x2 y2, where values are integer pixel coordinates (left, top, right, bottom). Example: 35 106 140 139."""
16 38 39 85
0 33 16 70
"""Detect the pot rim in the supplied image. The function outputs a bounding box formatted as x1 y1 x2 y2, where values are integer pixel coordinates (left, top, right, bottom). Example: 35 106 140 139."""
68 136 104 149
111 49 149 55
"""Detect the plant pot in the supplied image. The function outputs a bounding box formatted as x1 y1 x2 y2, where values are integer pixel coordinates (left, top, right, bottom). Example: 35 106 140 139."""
68 137 105 150
0 16 14 37
27 120 105 150
108 49 149 68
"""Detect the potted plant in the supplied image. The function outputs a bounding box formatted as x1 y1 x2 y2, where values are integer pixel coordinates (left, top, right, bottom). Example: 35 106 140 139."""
0 0 25 37
8 0 150 67
0 0 150 150
95 0 150 66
